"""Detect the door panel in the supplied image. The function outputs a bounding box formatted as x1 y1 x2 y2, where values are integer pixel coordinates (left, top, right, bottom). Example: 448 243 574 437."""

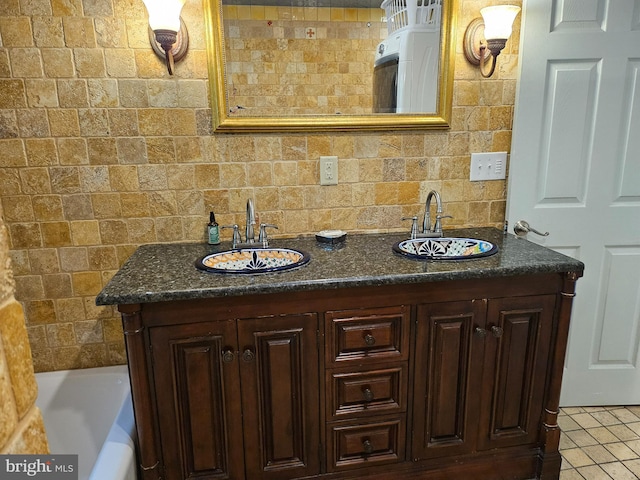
238 314 320 480
550 0 607 32
150 320 244 480
478 295 555 450
412 301 484 460
594 247 640 364
616 60 640 199
538 60 598 205
177 341 230 473
507 0 640 405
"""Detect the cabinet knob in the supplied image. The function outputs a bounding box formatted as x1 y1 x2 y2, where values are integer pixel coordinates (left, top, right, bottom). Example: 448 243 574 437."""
242 348 255 362
363 387 374 402
474 327 488 338
221 348 235 363
362 439 374 454
491 326 504 338
364 333 376 346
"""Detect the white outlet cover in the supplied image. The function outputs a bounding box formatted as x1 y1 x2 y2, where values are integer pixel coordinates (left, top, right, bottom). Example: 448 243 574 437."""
320 156 338 185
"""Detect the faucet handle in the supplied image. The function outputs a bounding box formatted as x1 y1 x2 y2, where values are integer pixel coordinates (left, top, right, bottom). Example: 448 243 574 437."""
222 224 241 248
258 223 278 247
401 216 419 239
433 214 453 234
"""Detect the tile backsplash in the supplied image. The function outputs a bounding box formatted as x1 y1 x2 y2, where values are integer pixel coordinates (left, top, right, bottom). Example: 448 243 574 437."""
0 0 521 372
223 5 387 115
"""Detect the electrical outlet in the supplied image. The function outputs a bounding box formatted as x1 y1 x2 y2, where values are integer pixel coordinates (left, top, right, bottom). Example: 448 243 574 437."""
470 152 507 181
320 156 338 185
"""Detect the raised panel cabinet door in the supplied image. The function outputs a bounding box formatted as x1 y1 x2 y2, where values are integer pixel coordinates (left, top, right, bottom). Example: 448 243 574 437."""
412 300 486 460
478 295 556 450
237 313 320 480
149 320 245 480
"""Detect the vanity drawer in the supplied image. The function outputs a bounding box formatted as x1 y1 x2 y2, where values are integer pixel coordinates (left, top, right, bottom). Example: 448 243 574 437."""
327 365 407 420
325 306 410 365
326 416 406 472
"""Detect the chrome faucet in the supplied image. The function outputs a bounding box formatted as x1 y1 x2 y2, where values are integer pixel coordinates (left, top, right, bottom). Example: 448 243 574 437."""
402 190 451 238
424 190 442 235
222 199 278 248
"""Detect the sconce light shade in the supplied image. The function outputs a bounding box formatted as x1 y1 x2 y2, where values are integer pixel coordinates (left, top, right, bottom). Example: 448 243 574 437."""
463 5 521 78
143 0 185 31
480 5 520 40
142 0 189 75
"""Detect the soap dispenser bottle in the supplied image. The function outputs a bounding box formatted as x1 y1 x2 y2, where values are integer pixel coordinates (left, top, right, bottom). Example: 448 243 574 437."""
207 211 220 245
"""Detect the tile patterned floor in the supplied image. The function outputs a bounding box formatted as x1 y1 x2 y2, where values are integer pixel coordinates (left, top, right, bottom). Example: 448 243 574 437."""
559 406 640 479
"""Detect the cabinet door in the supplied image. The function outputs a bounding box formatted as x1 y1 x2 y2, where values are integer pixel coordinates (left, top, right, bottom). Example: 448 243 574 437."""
237 314 320 480
150 320 245 480
412 301 485 460
478 295 556 450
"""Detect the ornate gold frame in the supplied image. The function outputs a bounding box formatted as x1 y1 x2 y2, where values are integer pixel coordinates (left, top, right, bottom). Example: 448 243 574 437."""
203 0 457 133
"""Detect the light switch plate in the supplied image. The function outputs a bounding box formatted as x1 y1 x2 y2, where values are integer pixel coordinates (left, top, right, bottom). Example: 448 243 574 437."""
320 156 338 185
470 152 507 181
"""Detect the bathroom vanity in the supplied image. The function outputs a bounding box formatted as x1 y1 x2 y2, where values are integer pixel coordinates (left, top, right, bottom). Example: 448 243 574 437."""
96 228 583 480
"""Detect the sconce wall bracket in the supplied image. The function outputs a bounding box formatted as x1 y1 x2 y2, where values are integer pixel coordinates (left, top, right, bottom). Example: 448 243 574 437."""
463 17 488 66
463 17 508 78
148 17 189 66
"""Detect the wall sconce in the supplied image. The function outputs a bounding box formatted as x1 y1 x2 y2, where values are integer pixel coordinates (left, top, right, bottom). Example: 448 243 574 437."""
463 5 521 78
142 0 189 75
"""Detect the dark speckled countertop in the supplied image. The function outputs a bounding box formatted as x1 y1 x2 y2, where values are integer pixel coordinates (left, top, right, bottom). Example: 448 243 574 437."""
95 228 584 306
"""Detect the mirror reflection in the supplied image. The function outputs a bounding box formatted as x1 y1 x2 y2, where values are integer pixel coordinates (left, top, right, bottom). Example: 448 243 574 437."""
205 0 455 131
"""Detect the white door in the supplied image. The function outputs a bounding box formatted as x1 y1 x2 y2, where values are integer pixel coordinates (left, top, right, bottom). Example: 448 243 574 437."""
506 0 640 406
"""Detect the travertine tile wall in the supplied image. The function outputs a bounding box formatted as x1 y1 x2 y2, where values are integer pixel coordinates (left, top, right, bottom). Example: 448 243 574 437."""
224 6 387 115
0 204 49 453
0 0 521 372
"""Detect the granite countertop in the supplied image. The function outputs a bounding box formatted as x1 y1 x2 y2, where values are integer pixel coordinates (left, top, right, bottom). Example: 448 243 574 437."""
95 227 585 306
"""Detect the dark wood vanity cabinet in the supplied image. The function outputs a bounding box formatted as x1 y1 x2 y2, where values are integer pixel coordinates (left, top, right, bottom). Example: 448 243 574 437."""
147 312 320 480
412 295 556 461
120 272 579 480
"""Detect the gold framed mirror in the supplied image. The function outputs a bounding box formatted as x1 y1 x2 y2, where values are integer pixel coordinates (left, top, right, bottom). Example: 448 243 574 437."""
204 0 457 133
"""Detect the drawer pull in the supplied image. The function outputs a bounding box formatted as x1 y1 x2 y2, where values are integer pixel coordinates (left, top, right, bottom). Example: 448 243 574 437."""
362 439 373 454
491 326 504 338
363 388 374 402
364 333 376 346
242 348 255 362
474 327 487 338
221 348 235 363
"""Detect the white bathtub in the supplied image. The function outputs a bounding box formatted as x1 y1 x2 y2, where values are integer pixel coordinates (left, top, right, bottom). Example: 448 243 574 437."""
35 365 138 480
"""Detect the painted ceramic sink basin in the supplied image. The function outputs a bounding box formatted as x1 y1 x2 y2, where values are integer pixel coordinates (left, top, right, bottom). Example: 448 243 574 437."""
393 237 499 260
195 247 310 274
